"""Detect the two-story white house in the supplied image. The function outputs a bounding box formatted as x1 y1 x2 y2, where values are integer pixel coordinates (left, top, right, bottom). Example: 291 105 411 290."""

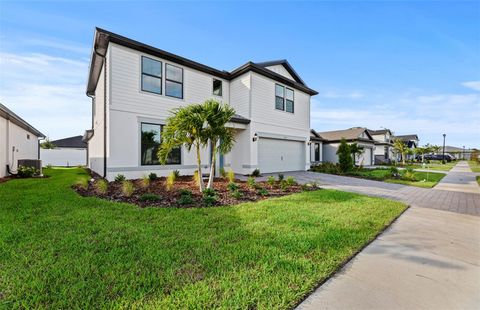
84 28 318 180
368 129 394 164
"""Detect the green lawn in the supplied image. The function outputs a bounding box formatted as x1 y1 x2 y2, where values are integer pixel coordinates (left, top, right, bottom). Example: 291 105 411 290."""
352 169 446 188
402 161 456 172
468 161 480 173
0 168 406 309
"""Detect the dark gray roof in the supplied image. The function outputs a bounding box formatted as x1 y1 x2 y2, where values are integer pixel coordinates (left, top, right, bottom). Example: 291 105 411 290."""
87 28 318 96
255 59 306 85
51 135 87 148
317 127 374 142
395 134 419 141
0 103 45 138
230 114 250 124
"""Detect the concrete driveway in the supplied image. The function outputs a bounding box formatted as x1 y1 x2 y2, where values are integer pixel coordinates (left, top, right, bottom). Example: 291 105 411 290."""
245 161 480 309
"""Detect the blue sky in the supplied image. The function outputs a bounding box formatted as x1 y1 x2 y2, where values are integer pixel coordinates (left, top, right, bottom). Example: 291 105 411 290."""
1 1 479 148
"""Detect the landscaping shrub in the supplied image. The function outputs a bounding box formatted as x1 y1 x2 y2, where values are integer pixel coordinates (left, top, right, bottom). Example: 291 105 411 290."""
139 193 161 202
148 173 158 181
17 166 37 178
278 174 284 182
122 180 135 197
310 162 340 174
266 176 276 186
230 190 243 199
227 182 239 192
280 180 287 191
251 169 261 177
45 164 53 169
95 179 108 194
178 189 194 206
115 174 126 182
202 188 218 206
257 187 269 196
140 175 150 188
389 166 400 177
285 176 296 186
227 169 235 183
337 138 353 172
402 168 416 182
166 171 176 191
172 170 180 179
75 178 88 190
247 176 256 188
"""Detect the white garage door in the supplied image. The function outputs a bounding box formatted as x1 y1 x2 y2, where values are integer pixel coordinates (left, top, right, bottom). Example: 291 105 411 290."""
357 148 373 166
258 138 305 173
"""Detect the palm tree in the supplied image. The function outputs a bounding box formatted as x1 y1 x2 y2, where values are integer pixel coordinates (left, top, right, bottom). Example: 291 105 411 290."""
431 145 441 155
349 143 364 166
158 104 208 191
393 139 409 165
40 137 56 149
202 100 236 189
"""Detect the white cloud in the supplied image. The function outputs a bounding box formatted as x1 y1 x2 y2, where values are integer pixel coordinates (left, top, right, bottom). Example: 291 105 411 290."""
462 81 480 91
0 52 91 140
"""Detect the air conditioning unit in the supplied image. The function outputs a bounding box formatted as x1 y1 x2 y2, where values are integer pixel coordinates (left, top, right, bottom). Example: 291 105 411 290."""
18 159 43 176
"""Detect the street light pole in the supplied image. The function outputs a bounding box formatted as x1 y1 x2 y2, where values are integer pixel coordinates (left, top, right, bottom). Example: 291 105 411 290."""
442 134 446 164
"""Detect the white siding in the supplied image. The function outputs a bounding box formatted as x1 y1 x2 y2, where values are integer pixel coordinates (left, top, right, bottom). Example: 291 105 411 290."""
323 142 375 166
265 65 295 81
0 117 40 177
229 73 250 118
109 43 230 117
41 148 86 167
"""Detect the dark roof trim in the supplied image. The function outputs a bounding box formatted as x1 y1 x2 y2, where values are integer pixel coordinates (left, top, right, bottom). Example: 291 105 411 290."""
368 128 392 136
310 129 326 141
0 103 45 138
83 129 94 142
324 138 376 144
255 59 306 86
87 28 318 96
395 134 419 141
230 114 251 124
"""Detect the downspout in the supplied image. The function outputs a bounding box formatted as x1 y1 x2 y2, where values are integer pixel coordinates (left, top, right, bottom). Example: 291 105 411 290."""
103 58 107 178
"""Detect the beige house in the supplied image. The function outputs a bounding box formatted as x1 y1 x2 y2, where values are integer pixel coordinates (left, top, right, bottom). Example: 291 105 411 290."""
368 129 394 164
316 127 376 166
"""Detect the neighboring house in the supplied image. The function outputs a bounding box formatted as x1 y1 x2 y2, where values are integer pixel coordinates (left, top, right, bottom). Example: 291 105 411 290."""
317 127 376 166
368 128 394 164
0 103 45 178
40 135 87 167
443 146 476 160
84 28 318 180
394 134 419 160
309 129 324 165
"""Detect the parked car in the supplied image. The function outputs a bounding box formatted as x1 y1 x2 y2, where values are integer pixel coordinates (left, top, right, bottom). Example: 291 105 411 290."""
424 154 453 162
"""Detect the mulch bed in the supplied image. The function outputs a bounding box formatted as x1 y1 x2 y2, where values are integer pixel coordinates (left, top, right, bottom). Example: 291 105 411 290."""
74 175 319 208
0 176 14 184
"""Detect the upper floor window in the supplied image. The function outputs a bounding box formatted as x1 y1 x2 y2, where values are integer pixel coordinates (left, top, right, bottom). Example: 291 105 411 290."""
141 56 162 94
275 84 294 113
141 123 181 165
275 84 285 111
27 134 30 140
285 88 294 113
165 64 183 99
213 79 222 96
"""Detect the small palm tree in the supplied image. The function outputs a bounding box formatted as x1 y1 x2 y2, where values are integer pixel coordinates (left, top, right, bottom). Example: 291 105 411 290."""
158 104 208 191
40 138 56 149
202 100 236 189
431 145 441 155
393 139 409 165
349 143 364 166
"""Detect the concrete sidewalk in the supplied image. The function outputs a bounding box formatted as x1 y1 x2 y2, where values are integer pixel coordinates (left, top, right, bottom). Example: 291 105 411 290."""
434 161 480 194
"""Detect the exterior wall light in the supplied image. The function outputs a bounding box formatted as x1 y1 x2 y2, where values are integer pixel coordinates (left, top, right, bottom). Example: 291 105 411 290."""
252 133 258 142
